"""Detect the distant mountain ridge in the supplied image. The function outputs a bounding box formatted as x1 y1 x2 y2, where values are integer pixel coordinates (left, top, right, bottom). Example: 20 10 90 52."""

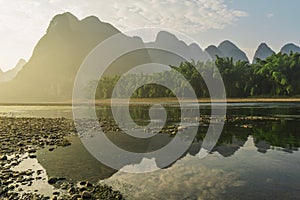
0 12 121 102
252 43 275 63
218 40 249 62
205 41 250 63
0 12 215 102
206 41 300 64
0 59 26 82
280 43 300 54
0 12 299 102
205 45 224 60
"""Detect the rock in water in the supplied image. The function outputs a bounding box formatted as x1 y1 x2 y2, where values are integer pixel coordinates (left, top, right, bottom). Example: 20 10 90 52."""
0 155 7 161
81 191 92 199
48 177 58 185
29 154 37 159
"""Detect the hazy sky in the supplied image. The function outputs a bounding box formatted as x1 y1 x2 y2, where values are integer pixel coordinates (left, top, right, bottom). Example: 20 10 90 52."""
0 0 299 71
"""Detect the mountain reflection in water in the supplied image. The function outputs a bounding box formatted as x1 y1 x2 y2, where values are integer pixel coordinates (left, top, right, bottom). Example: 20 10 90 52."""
2 103 298 199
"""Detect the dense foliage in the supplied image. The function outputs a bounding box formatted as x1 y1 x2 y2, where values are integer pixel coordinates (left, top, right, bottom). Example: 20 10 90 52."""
93 52 300 98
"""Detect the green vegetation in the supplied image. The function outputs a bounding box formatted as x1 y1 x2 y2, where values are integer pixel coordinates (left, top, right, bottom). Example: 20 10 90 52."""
94 52 300 98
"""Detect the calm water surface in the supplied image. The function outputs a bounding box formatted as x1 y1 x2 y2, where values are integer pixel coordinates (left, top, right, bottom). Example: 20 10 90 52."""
1 103 299 199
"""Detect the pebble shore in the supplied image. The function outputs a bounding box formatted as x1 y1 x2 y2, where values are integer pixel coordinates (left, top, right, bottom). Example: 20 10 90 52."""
0 117 124 200
0 115 280 199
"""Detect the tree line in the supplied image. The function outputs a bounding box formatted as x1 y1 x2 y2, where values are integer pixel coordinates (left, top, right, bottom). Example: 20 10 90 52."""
92 52 300 99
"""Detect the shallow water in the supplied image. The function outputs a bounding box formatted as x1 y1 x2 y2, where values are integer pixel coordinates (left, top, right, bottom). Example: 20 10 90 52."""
1 102 300 199
12 154 55 197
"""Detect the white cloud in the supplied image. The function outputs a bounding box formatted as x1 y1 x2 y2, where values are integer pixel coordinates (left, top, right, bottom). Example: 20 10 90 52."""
0 0 247 70
0 0 64 70
266 13 274 18
48 0 248 33
102 155 245 199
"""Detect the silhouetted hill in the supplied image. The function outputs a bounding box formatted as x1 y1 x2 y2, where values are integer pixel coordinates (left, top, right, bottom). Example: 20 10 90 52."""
252 43 274 63
218 40 249 62
0 12 299 103
0 59 26 82
205 45 224 60
146 31 210 68
0 12 123 102
0 12 210 103
280 43 300 54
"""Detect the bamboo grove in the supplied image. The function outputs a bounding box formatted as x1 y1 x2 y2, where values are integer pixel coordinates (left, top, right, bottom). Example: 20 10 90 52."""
91 52 300 99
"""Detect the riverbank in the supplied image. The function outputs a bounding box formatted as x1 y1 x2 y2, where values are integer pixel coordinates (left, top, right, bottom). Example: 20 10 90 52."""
0 117 124 200
0 97 300 106
0 111 291 199
0 104 298 200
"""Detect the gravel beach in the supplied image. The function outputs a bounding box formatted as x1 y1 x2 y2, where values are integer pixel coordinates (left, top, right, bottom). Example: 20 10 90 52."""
0 114 280 199
0 117 124 200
